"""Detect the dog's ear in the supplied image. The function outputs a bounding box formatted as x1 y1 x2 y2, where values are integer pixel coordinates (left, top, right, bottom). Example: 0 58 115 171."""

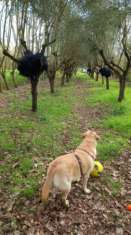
82 130 90 138
82 132 87 138
94 133 100 140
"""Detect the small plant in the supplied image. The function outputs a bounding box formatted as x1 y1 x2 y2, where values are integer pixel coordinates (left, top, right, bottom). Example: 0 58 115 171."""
104 175 122 196
19 158 33 175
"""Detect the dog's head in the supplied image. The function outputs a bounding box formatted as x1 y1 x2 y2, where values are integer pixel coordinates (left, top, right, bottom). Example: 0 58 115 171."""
82 130 100 141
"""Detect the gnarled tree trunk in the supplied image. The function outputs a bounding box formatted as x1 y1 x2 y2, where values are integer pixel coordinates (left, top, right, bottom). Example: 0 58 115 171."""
47 54 56 93
61 72 65 86
66 73 70 83
0 76 2 92
49 77 55 93
11 69 17 88
102 76 104 85
105 77 109 90
2 72 9 90
118 77 126 102
31 77 39 112
95 72 99 81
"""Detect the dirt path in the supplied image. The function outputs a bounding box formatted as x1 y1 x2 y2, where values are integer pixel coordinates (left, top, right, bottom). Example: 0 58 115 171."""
0 79 131 235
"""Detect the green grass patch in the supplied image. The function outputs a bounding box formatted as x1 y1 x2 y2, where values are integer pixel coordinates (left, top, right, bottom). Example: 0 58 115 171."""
77 72 131 161
0 73 130 200
104 175 122 196
0 79 82 198
98 132 127 161
84 79 131 137
1 70 26 89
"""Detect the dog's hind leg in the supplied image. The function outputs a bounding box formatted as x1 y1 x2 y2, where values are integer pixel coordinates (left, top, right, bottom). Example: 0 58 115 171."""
61 187 71 207
83 172 91 194
54 173 71 207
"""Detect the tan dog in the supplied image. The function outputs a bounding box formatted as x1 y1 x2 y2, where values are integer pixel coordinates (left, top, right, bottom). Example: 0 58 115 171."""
41 130 100 207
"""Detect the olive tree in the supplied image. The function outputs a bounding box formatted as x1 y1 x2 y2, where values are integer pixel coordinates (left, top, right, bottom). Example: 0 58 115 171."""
78 0 131 101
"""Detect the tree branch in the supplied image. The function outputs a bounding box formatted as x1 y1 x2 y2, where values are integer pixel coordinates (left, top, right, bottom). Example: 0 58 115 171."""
99 49 121 77
41 39 56 54
110 60 124 73
121 23 130 62
3 49 19 63
20 38 28 52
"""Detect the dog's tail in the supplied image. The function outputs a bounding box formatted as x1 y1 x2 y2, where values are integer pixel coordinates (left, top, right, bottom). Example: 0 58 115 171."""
41 170 53 204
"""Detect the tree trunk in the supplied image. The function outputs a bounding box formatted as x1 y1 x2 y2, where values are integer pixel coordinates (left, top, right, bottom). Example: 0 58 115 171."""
45 23 50 56
95 72 99 81
11 70 17 88
90 71 94 79
2 72 9 90
61 72 65 86
31 78 38 112
49 78 55 93
118 77 126 102
66 73 70 83
102 76 104 85
105 77 109 90
0 76 2 92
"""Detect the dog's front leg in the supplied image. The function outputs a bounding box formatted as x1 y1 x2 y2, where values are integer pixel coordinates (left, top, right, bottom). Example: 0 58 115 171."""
61 189 70 207
83 172 91 194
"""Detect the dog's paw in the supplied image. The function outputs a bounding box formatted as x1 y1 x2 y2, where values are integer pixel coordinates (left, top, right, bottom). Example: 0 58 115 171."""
84 188 91 194
64 199 69 208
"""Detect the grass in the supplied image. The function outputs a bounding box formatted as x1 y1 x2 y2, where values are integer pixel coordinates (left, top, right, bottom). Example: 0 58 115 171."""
0 72 131 198
0 78 82 197
77 72 131 161
84 78 131 135
1 70 27 90
103 175 122 196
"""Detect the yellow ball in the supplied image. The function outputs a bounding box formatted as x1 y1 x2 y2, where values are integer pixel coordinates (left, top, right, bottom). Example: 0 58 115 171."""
91 161 103 177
